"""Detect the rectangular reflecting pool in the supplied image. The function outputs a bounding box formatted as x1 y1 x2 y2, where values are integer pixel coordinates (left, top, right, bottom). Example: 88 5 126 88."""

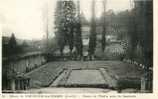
66 70 106 85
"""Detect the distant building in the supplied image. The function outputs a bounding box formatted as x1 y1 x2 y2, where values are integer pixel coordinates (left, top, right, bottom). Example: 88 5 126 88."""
81 10 124 45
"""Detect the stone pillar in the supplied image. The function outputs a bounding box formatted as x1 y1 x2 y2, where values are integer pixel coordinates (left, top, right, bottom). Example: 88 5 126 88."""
21 79 24 90
39 55 42 65
20 79 22 90
42 55 44 64
141 76 147 91
17 80 20 90
26 59 29 68
28 79 30 89
22 79 26 90
11 79 15 91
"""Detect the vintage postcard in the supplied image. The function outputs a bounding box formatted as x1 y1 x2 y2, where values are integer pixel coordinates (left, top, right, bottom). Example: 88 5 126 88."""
0 0 157 98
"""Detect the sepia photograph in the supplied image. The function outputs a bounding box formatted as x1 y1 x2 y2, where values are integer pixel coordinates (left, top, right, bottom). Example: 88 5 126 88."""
0 0 153 94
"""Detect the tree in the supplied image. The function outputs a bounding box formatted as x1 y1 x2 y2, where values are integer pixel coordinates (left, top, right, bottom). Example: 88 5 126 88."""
54 0 76 56
135 0 153 90
22 40 29 47
54 0 65 56
128 9 138 59
8 33 18 55
126 0 153 90
101 0 107 52
63 0 76 54
88 0 97 59
74 0 83 58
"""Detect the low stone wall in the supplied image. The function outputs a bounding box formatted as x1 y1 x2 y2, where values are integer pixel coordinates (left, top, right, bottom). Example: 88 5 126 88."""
122 59 153 91
122 59 152 71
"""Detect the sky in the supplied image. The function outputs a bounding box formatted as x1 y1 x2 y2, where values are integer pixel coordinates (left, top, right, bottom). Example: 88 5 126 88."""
0 0 133 40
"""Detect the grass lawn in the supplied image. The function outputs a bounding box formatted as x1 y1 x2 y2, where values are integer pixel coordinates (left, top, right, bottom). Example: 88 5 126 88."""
25 60 144 89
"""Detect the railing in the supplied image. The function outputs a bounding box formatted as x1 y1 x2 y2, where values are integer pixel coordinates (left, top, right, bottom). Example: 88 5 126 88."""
2 52 47 91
